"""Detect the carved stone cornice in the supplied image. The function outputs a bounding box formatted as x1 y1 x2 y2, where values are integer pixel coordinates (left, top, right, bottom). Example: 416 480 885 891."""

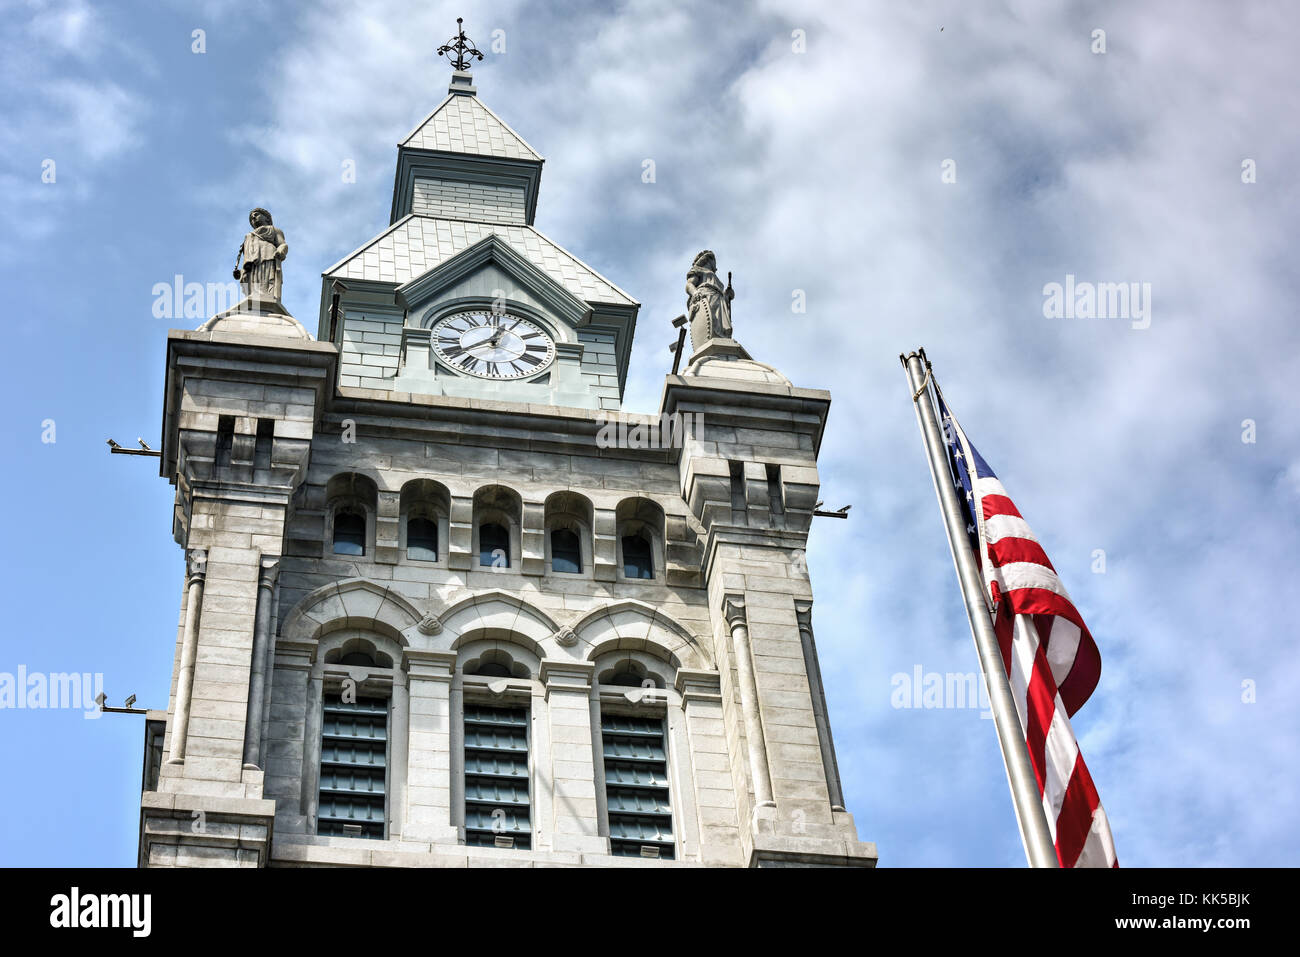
539 658 595 696
674 668 723 706
403 648 458 682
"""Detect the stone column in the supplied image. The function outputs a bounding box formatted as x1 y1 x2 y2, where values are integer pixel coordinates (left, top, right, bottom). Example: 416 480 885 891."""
241 556 279 769
167 548 207 764
540 659 606 854
723 595 774 808
257 574 279 763
402 649 459 843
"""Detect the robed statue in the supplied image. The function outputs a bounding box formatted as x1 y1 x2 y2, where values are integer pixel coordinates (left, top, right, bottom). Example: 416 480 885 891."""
234 207 288 303
685 250 734 352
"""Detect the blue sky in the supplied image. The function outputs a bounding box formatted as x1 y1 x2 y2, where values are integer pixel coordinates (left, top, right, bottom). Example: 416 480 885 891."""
1 0 1297 866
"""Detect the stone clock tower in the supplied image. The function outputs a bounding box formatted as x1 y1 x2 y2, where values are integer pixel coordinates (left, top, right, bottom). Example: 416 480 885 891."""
138 23 876 868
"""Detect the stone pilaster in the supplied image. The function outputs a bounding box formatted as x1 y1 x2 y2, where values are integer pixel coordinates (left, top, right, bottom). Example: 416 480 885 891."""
402 649 459 844
675 669 744 865
539 659 606 854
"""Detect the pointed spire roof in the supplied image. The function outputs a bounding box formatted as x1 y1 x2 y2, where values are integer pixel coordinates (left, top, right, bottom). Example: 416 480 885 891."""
399 80 542 162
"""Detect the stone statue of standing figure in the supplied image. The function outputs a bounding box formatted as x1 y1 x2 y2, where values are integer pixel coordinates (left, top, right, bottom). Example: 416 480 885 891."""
686 249 734 352
234 207 288 303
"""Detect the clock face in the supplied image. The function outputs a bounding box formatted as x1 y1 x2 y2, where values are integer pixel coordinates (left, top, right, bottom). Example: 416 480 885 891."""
431 310 556 380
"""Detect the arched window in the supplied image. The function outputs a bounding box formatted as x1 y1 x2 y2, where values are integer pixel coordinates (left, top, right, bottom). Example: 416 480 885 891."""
473 485 520 572
326 473 377 558
333 509 366 556
401 479 449 566
596 655 674 859
544 491 592 578
606 667 645 687
314 635 398 841
318 694 388 839
616 497 664 582
463 703 531 850
407 517 438 562
622 532 653 579
467 660 512 677
338 650 376 667
551 528 582 574
480 522 510 568
459 644 532 850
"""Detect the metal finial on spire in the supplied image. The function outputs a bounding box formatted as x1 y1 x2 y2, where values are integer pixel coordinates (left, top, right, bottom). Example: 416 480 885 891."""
437 17 485 72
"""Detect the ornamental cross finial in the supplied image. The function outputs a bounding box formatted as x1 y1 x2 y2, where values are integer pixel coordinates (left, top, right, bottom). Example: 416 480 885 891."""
437 16 485 72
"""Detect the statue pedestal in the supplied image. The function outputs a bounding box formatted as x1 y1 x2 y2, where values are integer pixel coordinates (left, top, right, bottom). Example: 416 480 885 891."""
198 297 312 340
688 337 751 364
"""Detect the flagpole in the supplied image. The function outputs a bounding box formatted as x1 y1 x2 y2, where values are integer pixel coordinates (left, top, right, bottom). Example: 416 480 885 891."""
901 348 1060 868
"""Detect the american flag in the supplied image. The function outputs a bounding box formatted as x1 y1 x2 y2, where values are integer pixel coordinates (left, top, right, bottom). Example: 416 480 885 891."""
937 390 1118 868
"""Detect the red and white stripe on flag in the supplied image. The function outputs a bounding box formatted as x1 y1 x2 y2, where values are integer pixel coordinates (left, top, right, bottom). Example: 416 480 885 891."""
951 415 1118 868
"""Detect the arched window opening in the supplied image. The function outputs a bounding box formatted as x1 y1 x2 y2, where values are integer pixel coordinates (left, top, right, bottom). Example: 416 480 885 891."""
318 694 388 840
400 479 449 565
622 532 653 579
326 473 377 558
462 648 530 681
473 485 520 571
545 491 592 578
407 517 438 562
338 651 376 667
468 660 511 677
598 659 664 689
601 712 674 860
480 522 510 568
616 497 664 582
333 509 366 556
551 528 582 574
324 638 392 669
464 703 531 850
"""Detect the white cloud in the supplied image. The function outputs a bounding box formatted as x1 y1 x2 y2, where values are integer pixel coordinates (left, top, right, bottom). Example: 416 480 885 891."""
0 1 149 253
